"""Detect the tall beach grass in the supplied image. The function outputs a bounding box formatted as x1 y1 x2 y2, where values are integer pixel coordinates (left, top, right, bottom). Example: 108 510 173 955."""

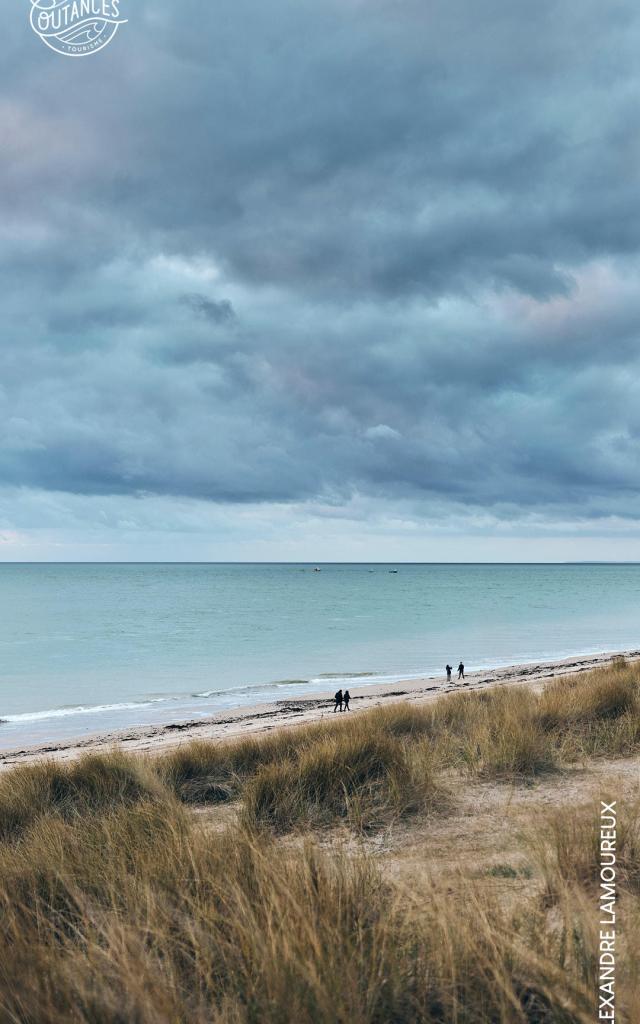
0 797 625 1024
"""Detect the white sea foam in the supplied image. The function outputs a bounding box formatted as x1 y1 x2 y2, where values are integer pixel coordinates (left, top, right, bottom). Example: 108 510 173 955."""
1 698 170 723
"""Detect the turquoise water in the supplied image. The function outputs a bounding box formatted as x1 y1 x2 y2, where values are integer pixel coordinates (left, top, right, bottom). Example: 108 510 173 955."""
0 563 639 748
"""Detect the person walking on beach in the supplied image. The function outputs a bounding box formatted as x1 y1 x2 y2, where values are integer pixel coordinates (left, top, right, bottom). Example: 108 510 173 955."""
446 664 452 682
458 662 465 680
343 690 351 711
333 689 343 712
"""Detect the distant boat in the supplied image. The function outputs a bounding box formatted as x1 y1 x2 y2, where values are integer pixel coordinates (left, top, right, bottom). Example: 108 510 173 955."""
313 567 322 572
389 570 398 573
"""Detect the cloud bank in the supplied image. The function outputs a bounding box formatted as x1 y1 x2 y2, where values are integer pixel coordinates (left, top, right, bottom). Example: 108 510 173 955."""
2 0 640 558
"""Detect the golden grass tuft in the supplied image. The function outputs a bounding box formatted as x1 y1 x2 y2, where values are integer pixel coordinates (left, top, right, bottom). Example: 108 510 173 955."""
537 659 640 760
243 732 444 831
0 750 163 841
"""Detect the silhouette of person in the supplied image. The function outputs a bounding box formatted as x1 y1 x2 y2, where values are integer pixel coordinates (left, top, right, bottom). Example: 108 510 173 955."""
446 664 452 682
343 690 351 711
458 662 465 680
333 689 343 712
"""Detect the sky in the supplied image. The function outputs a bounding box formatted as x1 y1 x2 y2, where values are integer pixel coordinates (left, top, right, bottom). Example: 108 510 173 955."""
2 0 640 561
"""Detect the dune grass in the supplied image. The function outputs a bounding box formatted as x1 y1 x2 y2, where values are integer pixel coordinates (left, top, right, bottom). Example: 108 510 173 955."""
243 732 445 831
2 789 639 1022
0 662 639 1020
0 750 163 841
0 795 624 1024
537 659 640 759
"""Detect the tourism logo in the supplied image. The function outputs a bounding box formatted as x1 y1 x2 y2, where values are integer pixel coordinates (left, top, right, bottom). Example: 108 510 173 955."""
30 0 127 57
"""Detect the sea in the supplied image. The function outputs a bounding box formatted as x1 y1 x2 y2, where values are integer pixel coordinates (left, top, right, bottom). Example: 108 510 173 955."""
0 562 639 750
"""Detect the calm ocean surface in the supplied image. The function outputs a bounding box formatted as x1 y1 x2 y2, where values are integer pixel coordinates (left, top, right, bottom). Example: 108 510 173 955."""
0 563 639 748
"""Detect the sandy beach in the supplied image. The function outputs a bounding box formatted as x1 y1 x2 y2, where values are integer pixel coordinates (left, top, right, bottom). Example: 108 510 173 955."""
2 648 638 768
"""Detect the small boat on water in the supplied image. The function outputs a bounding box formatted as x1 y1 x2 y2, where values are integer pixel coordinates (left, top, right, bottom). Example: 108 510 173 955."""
313 567 322 572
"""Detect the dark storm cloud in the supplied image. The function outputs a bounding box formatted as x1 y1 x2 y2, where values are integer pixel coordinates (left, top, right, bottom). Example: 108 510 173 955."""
2 0 640 526
180 295 236 325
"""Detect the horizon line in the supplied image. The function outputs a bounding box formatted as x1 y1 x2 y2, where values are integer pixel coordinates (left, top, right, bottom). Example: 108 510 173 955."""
1 560 639 567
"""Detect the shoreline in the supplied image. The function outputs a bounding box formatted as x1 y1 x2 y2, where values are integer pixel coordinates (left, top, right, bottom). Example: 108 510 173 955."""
1 648 638 768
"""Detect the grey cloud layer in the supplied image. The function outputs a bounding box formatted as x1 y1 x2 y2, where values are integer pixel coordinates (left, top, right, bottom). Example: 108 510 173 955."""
2 0 640 525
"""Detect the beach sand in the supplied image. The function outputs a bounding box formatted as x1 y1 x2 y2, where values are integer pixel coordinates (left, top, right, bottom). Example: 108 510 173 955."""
1 648 638 768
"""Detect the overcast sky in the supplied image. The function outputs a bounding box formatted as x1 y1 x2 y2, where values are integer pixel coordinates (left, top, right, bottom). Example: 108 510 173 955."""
2 0 640 560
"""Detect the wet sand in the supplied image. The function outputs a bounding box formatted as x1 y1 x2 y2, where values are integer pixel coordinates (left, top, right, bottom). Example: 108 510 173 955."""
1 649 638 768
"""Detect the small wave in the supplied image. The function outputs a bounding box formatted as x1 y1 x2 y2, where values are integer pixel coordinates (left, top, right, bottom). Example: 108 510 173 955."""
1 698 170 724
192 679 309 699
194 672 418 699
309 670 430 687
313 671 380 681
